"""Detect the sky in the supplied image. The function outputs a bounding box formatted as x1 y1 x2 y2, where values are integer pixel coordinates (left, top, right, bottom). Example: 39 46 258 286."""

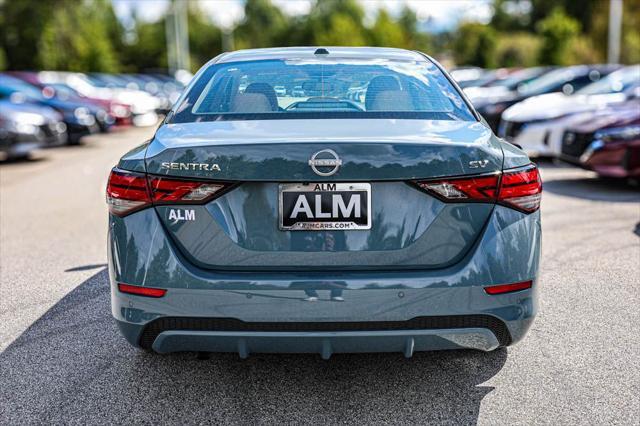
111 0 493 32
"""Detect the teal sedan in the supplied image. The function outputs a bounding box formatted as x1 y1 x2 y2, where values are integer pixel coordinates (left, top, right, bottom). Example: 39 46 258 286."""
106 47 541 358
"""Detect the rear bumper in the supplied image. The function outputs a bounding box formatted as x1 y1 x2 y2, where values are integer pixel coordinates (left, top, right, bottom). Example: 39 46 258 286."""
139 327 502 358
109 204 541 355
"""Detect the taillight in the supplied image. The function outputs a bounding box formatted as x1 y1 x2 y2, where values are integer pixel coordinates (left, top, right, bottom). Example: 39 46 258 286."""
415 174 499 202
106 168 234 217
106 169 151 216
498 166 542 213
147 176 228 204
413 164 542 213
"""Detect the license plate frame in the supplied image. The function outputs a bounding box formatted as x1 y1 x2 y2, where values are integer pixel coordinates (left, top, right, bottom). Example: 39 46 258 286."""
278 182 371 231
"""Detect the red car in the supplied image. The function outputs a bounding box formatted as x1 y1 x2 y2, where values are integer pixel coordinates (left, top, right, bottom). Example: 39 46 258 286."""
561 100 640 179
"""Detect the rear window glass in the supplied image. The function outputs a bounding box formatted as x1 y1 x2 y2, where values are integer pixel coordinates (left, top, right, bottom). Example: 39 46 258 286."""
170 58 475 122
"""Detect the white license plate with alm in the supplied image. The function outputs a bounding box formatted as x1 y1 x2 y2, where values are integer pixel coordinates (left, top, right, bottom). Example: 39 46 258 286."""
279 182 371 231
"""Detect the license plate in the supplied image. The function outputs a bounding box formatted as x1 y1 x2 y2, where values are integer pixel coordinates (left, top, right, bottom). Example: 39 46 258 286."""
279 183 371 231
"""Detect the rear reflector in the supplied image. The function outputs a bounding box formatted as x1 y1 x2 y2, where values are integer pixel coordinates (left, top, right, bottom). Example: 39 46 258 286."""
118 283 167 298
106 168 234 217
484 280 533 295
414 164 542 213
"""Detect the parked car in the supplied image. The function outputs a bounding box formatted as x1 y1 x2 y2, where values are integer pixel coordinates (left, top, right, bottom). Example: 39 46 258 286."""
0 99 66 160
450 66 490 88
40 72 159 127
7 71 129 128
478 64 620 132
465 67 554 129
0 74 100 144
89 73 172 113
6 71 116 132
107 47 541 358
498 65 640 156
560 100 640 179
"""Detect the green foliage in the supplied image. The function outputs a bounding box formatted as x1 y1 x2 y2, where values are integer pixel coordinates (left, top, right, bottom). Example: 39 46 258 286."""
234 0 288 49
314 13 367 46
495 33 542 67
307 0 368 46
0 0 636 73
187 4 222 69
536 8 581 65
0 47 6 71
120 18 167 72
398 6 431 52
370 10 405 48
38 0 120 72
621 0 640 64
452 22 497 68
0 0 60 70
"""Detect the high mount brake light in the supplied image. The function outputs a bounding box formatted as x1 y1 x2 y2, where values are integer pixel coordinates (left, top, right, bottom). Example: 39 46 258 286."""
106 168 233 217
414 164 542 213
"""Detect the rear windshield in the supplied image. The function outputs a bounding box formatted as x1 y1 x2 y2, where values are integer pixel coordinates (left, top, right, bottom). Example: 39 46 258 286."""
169 58 475 122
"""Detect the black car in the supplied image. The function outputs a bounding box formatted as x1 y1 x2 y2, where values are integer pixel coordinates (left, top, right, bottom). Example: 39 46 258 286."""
0 99 67 160
475 64 621 132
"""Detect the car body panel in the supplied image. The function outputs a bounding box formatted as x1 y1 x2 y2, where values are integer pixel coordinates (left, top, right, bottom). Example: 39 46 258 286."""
147 119 501 180
109 204 540 353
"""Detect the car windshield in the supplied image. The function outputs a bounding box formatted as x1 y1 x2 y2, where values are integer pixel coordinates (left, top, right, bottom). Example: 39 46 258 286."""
170 58 475 122
576 66 640 95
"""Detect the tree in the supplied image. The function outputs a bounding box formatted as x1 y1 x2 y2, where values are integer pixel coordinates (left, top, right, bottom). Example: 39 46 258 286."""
370 10 405 48
38 0 120 71
452 22 497 67
0 0 59 69
187 4 222 70
120 17 167 72
307 0 369 46
495 33 542 67
234 0 289 49
398 6 431 52
537 8 581 65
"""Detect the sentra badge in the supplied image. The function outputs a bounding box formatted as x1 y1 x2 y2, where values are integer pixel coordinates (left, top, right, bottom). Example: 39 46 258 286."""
161 162 221 172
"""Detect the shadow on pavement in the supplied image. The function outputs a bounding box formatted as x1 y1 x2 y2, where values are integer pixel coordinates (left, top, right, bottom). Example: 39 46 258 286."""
0 269 507 424
65 263 107 272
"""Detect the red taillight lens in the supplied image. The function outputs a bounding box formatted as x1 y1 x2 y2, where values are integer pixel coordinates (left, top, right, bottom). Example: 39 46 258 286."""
484 280 533 295
415 174 500 202
499 165 542 213
147 176 228 204
106 169 151 216
106 168 233 217
413 164 542 213
118 283 167 297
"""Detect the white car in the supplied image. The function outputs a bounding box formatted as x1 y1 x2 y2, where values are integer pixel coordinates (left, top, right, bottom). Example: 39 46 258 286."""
499 66 640 157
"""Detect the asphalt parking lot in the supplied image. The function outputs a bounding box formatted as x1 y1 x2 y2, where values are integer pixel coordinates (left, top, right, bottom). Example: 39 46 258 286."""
1 126 639 425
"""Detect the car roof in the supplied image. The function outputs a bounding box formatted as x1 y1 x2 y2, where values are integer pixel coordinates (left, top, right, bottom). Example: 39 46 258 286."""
214 47 427 64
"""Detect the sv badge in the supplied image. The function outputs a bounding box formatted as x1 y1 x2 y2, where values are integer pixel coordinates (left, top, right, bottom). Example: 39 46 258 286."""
469 160 489 169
